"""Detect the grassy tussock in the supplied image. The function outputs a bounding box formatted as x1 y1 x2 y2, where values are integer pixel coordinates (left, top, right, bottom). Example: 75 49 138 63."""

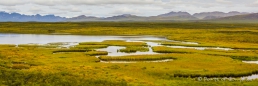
173 71 258 78
118 46 149 53
152 46 258 61
144 53 258 79
0 44 16 47
162 42 258 50
85 51 108 56
47 42 69 45
53 49 93 53
72 45 108 49
198 50 258 61
161 42 215 47
0 60 31 69
152 46 193 53
18 44 58 48
11 64 30 69
0 69 128 86
99 55 176 61
79 42 108 45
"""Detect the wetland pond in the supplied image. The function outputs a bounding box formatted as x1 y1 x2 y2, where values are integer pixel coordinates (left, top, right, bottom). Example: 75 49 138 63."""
0 33 234 56
0 33 165 56
0 33 258 80
0 33 166 44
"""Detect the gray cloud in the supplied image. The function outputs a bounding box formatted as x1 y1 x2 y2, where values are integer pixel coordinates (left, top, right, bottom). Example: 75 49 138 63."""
69 8 82 12
31 0 162 6
29 7 43 13
2 6 20 12
216 0 232 4
0 0 257 18
249 0 258 7
111 7 140 15
33 0 59 6
68 0 158 5
0 0 28 6
52 6 82 12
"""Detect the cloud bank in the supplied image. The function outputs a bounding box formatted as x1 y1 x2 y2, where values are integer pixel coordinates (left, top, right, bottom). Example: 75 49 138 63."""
0 0 257 18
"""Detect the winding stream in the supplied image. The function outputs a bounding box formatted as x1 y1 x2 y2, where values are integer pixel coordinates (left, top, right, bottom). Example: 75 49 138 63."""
243 61 258 64
100 59 173 63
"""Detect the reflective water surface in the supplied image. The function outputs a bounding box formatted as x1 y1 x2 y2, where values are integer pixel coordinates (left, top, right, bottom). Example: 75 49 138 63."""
243 61 258 64
0 33 166 44
100 59 173 63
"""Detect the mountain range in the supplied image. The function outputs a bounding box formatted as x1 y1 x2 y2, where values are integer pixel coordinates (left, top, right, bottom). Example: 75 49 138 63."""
0 11 257 22
204 13 258 23
192 11 249 19
66 11 256 22
0 11 65 22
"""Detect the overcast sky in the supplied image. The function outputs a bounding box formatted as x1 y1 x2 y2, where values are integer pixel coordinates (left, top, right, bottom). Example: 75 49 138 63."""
0 0 257 18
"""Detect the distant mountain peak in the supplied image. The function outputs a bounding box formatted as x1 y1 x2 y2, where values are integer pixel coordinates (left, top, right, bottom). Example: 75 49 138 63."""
77 15 86 17
69 15 98 18
116 14 136 17
0 11 7 13
193 11 250 19
228 11 240 13
121 14 132 16
158 11 191 17
102 14 140 21
66 15 100 22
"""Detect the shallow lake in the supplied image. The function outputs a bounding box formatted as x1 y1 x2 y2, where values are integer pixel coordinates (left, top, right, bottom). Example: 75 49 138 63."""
0 33 232 50
0 33 167 44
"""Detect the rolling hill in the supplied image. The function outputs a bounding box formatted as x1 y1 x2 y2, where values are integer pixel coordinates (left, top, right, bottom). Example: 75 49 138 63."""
66 11 198 22
193 11 249 19
205 13 258 23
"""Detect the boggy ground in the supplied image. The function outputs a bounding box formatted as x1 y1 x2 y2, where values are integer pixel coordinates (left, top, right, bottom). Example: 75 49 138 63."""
1 45 258 86
1 22 258 85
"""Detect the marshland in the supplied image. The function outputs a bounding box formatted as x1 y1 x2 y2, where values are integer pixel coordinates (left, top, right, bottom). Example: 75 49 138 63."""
1 22 258 85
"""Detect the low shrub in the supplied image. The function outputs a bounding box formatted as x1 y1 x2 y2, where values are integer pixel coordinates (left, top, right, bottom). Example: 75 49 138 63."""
85 51 108 56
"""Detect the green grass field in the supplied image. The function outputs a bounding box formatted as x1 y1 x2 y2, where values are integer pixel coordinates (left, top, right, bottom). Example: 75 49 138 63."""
1 22 258 86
